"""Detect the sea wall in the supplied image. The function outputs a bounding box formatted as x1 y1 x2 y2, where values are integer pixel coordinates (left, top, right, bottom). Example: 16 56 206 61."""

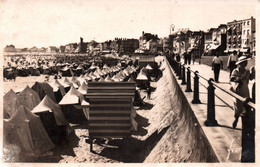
144 59 219 162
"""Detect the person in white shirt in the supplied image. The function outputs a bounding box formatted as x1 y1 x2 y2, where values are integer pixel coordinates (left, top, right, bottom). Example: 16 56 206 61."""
227 50 238 77
212 53 223 82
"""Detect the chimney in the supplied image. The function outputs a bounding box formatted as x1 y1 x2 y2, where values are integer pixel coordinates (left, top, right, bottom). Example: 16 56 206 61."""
142 31 144 36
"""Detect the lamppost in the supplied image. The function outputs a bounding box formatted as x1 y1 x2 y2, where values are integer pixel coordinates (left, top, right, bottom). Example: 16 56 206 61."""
170 24 175 35
169 24 175 56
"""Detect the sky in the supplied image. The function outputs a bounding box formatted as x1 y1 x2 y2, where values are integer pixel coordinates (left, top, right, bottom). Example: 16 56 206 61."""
0 0 258 49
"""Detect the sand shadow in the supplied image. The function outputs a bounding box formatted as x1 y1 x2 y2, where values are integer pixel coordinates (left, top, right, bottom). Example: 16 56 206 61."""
218 124 242 131
95 126 170 162
27 131 80 162
150 86 157 92
71 119 89 129
135 114 150 127
139 102 154 110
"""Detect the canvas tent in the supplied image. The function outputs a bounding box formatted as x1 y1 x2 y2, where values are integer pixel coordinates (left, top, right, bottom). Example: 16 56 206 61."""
31 96 73 143
70 76 81 88
136 70 149 89
60 66 73 77
3 89 22 119
59 86 88 123
48 79 66 103
31 82 57 103
77 81 88 95
61 77 73 92
4 105 55 154
18 86 41 111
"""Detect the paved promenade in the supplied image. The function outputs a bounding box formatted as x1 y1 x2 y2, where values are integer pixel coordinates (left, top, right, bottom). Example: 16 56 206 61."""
168 58 255 162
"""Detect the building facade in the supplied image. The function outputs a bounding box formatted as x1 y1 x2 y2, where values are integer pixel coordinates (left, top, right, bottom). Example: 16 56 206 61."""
4 45 16 52
226 17 255 54
204 24 227 55
172 29 192 55
139 31 159 53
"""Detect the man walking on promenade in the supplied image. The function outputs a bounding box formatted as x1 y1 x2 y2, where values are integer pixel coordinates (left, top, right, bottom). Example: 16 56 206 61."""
227 50 238 77
212 52 223 83
183 52 188 65
187 52 191 65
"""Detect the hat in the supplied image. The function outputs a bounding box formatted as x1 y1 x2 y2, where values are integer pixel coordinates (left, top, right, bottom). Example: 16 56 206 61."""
235 56 250 65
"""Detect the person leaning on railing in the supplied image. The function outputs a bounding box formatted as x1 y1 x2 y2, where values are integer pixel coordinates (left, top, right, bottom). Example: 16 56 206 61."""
230 56 251 129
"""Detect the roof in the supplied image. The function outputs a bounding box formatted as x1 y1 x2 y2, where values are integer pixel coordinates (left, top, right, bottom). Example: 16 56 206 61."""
145 64 153 70
136 74 148 80
48 80 66 94
104 75 112 82
59 86 83 105
31 95 69 126
78 81 88 95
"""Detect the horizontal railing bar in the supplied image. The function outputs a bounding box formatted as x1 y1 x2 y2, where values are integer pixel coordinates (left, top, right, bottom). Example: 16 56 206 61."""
166 57 255 109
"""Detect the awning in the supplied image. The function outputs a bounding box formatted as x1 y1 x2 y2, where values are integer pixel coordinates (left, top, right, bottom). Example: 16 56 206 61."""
208 44 220 50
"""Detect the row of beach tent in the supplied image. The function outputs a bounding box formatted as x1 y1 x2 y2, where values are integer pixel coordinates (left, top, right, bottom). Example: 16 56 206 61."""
3 63 149 156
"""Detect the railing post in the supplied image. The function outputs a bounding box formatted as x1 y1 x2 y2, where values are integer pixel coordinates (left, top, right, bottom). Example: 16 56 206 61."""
204 78 218 126
173 59 178 76
185 67 192 92
181 65 186 85
191 71 201 104
178 63 182 80
90 137 93 152
174 60 178 75
241 98 255 162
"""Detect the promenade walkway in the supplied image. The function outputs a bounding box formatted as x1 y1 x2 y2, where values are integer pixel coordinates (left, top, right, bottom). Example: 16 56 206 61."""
170 58 255 162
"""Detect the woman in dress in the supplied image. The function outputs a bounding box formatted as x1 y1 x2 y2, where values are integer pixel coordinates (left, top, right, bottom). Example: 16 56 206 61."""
230 56 250 128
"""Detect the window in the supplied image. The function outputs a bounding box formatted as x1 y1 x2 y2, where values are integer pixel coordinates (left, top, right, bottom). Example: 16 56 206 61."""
247 21 250 25
247 30 250 35
244 22 246 26
243 30 246 35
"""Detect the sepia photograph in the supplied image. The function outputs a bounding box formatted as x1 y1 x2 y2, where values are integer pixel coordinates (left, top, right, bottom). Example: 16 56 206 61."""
0 0 259 166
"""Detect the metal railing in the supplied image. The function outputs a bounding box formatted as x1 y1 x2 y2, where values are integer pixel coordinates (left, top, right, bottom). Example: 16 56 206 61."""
166 55 255 162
